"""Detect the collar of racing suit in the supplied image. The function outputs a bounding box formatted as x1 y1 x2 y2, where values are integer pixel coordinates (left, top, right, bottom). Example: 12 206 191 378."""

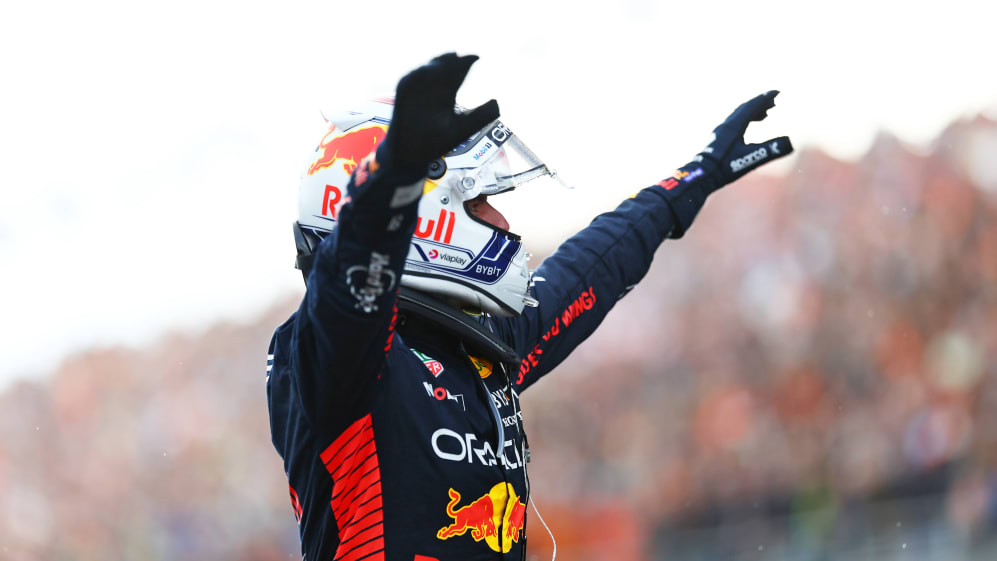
397 287 521 366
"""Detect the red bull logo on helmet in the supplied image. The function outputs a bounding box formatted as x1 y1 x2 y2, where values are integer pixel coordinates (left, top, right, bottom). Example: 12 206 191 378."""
308 124 388 176
437 483 526 553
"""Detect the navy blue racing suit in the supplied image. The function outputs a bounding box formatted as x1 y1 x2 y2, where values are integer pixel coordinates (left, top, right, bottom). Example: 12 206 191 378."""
266 162 701 561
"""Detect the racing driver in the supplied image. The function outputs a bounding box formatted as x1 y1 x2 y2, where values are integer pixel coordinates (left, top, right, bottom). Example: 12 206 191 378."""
266 53 793 561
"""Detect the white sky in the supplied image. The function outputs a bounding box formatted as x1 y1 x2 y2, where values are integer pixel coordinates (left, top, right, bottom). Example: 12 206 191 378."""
1 0 995 388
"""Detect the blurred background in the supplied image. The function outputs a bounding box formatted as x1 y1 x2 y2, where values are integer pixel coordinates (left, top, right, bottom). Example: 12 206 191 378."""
2 1 996 560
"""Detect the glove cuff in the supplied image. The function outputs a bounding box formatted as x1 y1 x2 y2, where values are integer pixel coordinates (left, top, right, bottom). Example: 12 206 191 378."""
652 162 720 238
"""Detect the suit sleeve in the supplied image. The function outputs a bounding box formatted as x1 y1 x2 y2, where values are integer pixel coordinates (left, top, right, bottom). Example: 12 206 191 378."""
288 154 424 427
491 184 704 391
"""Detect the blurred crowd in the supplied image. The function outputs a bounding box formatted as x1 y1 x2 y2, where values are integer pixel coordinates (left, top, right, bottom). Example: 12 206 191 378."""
0 321 300 561
521 117 997 560
1 117 996 560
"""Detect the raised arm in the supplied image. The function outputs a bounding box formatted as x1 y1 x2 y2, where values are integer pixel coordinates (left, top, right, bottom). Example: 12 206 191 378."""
493 91 793 390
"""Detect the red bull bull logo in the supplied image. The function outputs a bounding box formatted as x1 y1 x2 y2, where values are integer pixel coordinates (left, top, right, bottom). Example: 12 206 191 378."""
437 488 497 542
504 499 527 542
308 124 388 176
437 483 526 553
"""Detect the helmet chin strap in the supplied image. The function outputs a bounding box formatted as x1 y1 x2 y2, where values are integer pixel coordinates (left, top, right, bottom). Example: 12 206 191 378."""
396 287 521 366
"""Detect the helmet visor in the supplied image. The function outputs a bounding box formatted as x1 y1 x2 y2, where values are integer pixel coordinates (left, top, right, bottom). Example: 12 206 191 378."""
444 120 568 202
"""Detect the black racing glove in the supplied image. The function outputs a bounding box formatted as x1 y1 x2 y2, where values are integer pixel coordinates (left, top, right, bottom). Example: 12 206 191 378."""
347 53 500 207
384 53 500 173
657 90 793 237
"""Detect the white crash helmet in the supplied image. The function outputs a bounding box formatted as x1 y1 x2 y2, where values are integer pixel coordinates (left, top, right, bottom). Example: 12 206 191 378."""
295 98 561 317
